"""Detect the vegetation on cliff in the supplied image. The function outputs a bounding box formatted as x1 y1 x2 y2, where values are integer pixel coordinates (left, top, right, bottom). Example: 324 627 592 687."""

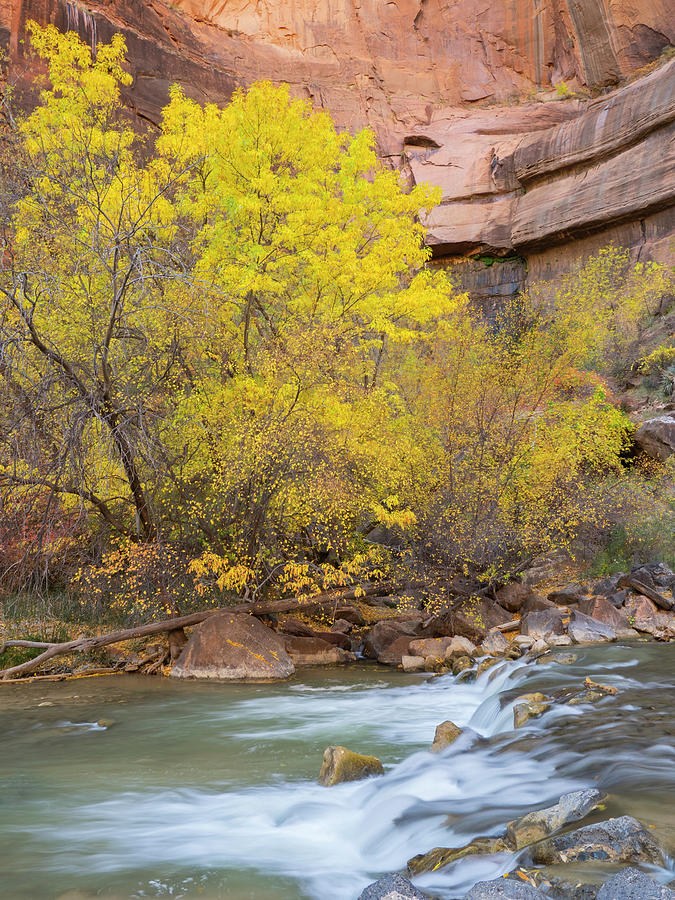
0 26 672 625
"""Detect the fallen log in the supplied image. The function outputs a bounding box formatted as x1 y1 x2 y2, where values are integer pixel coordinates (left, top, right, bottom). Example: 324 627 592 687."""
618 576 675 611
1 580 398 680
0 639 58 653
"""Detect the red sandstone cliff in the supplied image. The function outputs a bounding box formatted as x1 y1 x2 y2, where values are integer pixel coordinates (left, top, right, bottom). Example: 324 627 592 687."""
2 0 674 292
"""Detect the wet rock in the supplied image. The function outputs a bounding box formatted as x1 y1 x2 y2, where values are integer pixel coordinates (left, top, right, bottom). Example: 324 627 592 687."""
496 582 532 613
634 413 675 461
170 612 295 681
578 596 629 630
548 584 588 604
555 653 578 664
568 610 616 643
408 637 454 658
530 816 665 866
514 700 550 728
596 867 675 899
583 677 618 696
408 836 510 876
465 879 548 899
284 636 354 666
96 718 116 728
358 873 428 900
424 655 445 673
431 720 462 752
506 789 607 849
363 621 419 659
401 654 426 673
318 745 384 786
529 639 549 655
477 657 500 676
482 631 509 655
521 610 565 641
452 655 473 675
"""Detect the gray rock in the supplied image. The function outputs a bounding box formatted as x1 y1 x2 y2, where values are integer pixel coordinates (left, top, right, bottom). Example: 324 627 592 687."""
530 816 665 866
521 610 565 641
506 789 606 849
548 584 588 604
521 594 558 615
596 867 675 900
481 630 509 655
593 575 622 596
568 611 616 644
358 873 428 899
465 878 547 899
635 414 675 461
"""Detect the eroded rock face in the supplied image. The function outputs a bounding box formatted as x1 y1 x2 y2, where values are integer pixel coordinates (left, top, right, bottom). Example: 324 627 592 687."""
170 612 295 681
3 0 674 281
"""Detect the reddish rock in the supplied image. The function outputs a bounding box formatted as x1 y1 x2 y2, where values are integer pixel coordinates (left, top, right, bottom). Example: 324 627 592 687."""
422 597 511 644
378 635 416 667
625 596 675 639
284 636 354 666
496 582 532 613
363 620 418 659
579 596 629 630
408 637 454 658
334 605 365 626
171 612 295 680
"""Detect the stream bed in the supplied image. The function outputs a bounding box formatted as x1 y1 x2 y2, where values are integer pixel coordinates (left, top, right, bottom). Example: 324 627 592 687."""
1 641 674 899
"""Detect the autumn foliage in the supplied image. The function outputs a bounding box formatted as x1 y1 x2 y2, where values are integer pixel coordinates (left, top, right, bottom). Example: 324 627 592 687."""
0 26 671 616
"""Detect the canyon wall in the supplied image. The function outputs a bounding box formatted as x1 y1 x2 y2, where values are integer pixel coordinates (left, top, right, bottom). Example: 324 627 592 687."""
2 0 674 293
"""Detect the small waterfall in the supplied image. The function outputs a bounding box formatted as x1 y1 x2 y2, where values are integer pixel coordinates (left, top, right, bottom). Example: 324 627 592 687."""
64 1 98 55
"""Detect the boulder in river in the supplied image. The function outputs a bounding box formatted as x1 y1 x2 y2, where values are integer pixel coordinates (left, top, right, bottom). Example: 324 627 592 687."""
318 745 384 786
379 635 417 666
506 789 606 849
596 867 675 899
358 873 428 899
521 610 565 642
401 654 426 672
513 699 550 728
465 878 547 899
430 720 462 753
170 612 295 681
445 636 477 659
568 611 616 644
530 815 665 866
408 637 453 658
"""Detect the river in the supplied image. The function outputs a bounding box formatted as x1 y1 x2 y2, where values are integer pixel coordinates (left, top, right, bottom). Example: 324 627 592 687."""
1 642 674 899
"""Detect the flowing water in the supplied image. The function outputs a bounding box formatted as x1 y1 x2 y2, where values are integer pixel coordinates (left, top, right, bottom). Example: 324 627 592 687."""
1 642 674 899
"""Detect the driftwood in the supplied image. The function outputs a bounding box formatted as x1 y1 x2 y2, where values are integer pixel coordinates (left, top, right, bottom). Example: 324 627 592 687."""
618 575 675 611
0 580 397 680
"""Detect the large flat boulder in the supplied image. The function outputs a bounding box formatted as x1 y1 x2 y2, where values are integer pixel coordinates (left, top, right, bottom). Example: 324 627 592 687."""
363 620 419 659
579 595 630 629
530 816 665 866
568 610 616 643
171 612 295 681
521 610 565 641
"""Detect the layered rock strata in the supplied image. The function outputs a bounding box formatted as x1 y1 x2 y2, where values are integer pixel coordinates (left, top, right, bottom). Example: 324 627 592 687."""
2 0 674 289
